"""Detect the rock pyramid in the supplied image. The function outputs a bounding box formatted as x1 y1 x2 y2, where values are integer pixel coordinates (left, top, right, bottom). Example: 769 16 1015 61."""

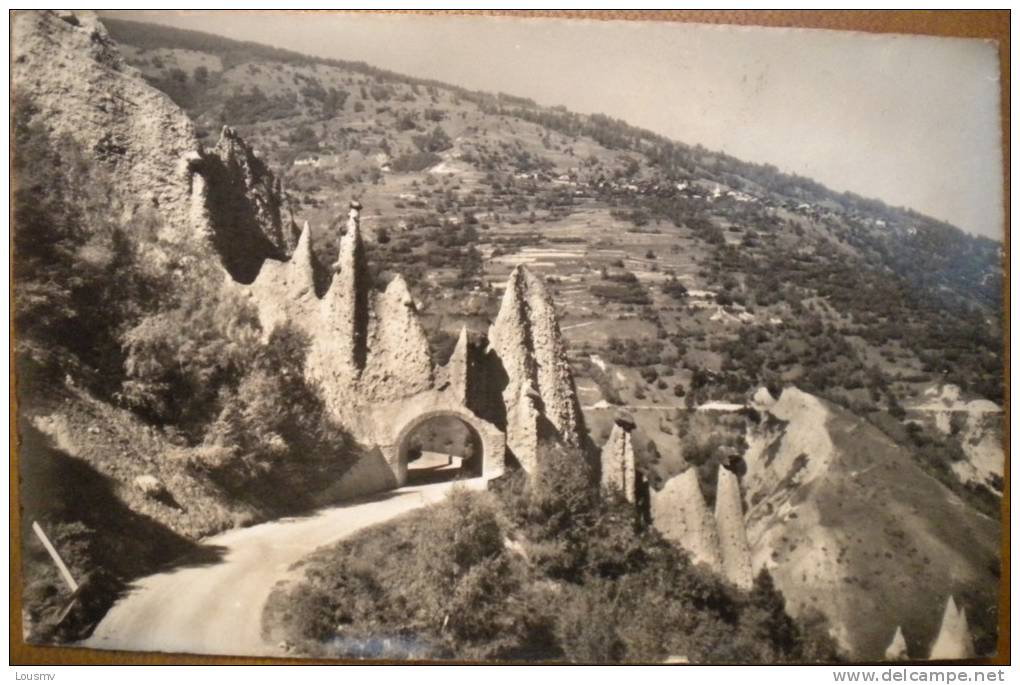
651 469 722 571
246 221 317 333
715 466 754 590
488 265 586 472
600 419 639 503
443 326 471 405
206 125 299 257
929 596 975 660
361 274 434 401
884 626 909 660
318 208 371 375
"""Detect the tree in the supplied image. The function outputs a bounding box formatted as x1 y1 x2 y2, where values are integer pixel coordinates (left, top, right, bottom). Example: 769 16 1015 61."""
412 488 521 647
413 125 452 154
739 569 802 660
198 325 357 498
118 281 260 433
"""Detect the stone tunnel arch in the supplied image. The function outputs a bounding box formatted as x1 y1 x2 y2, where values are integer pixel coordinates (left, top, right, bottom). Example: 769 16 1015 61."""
389 407 505 486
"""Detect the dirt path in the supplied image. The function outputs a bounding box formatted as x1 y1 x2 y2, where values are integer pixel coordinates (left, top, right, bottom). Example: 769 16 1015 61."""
83 479 479 657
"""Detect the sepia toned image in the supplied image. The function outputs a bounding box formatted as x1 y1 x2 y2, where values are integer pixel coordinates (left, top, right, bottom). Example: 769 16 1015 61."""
10 9 1007 665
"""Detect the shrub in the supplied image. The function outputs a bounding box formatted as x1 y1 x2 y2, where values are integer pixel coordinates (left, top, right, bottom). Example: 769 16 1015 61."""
662 278 689 300
412 125 452 154
119 286 261 434
200 325 358 500
411 487 544 656
554 581 625 663
391 150 441 173
496 441 598 580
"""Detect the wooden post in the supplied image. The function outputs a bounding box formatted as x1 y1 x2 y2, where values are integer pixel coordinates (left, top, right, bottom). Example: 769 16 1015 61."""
31 521 79 593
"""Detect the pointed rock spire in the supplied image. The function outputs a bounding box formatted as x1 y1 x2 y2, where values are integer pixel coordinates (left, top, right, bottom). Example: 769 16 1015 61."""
285 221 316 298
651 469 722 571
885 626 909 660
445 326 471 403
489 266 586 472
243 219 317 338
489 266 536 389
321 204 370 371
519 267 585 445
601 421 639 503
361 275 434 400
930 596 975 660
207 125 300 261
715 465 754 590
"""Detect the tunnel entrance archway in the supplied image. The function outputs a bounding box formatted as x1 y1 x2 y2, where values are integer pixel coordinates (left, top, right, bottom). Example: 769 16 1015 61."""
401 415 484 485
390 406 506 486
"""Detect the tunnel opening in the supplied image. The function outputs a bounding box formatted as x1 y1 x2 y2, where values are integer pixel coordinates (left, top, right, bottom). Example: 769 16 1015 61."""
399 414 485 486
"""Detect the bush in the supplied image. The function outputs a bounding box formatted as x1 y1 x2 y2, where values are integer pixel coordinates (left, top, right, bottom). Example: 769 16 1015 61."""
662 278 689 300
118 282 260 433
495 441 599 580
391 150 441 173
200 325 358 499
554 581 625 663
412 125 452 154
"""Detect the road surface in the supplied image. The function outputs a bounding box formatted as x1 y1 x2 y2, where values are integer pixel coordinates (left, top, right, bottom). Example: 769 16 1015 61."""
84 478 478 657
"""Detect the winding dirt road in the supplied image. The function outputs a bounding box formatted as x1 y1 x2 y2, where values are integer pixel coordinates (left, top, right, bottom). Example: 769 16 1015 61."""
84 478 478 657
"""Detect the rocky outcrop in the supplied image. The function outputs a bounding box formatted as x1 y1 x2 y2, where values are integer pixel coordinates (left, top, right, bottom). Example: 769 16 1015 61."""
246 221 318 334
651 469 722 571
13 11 295 281
190 126 299 282
361 274 434 401
232 201 524 483
488 266 586 472
907 385 1004 495
444 327 471 404
15 11 195 240
317 207 371 376
929 597 975 660
243 206 435 428
742 385 1000 659
885 626 909 660
715 466 753 590
600 419 639 503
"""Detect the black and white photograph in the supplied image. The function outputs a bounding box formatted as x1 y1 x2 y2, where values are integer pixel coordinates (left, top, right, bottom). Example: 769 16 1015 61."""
10 9 1008 667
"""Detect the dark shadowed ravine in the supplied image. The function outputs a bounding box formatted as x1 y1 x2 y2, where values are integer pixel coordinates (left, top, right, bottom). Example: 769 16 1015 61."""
84 479 480 657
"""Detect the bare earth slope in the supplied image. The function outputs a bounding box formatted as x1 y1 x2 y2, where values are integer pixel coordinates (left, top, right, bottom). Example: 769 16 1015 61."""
84 479 479 657
744 388 1000 659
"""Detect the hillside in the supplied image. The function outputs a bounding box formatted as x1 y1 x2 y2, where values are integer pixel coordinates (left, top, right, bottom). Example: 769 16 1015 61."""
13 11 1005 661
102 15 1004 499
12 10 360 642
743 388 1000 659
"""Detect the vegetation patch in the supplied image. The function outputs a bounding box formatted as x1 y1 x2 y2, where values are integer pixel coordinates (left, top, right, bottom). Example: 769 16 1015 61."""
264 443 842 663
